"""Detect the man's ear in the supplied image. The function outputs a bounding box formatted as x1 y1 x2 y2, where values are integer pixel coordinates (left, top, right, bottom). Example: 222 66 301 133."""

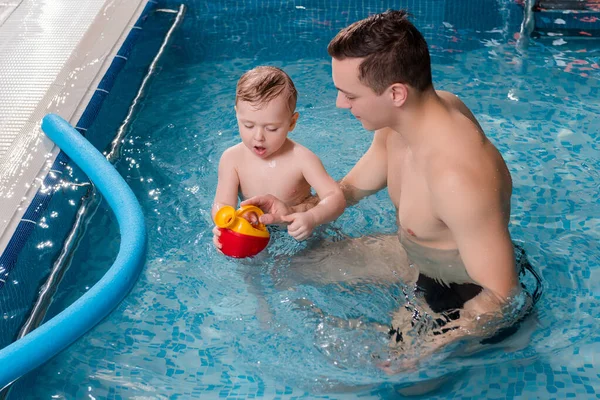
289 112 299 131
390 83 408 107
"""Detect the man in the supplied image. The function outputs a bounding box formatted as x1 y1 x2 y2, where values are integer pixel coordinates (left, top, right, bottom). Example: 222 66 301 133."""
242 10 523 360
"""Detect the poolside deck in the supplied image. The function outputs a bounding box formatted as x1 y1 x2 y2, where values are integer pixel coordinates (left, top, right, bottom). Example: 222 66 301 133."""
0 0 150 256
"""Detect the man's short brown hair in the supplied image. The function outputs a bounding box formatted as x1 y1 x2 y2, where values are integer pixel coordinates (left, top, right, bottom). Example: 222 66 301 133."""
327 10 433 94
236 66 297 112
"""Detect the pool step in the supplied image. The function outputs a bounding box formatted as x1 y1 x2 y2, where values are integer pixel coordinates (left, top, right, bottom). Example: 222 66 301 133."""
531 0 600 37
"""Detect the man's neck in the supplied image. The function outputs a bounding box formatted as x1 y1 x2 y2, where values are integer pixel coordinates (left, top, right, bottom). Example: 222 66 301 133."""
389 88 446 150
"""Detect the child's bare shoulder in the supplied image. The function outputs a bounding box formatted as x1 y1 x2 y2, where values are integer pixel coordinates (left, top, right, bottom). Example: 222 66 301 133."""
289 140 320 162
220 143 244 160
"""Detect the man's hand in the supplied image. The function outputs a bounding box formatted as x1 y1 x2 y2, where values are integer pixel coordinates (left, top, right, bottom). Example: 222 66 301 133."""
241 194 292 224
281 211 317 241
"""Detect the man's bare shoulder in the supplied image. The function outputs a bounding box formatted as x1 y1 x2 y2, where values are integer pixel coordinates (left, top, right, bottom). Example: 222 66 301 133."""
436 90 458 102
372 127 404 155
426 163 508 237
436 90 484 133
436 90 467 113
425 95 512 202
374 127 397 144
426 124 505 195
426 144 511 216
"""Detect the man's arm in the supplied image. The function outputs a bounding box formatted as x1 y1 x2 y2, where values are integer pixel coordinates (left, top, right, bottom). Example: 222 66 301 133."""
278 127 390 212
243 128 390 223
337 127 390 206
437 92 517 301
381 164 519 373
432 166 518 303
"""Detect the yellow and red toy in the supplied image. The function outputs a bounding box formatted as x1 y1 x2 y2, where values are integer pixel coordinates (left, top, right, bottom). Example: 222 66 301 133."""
213 205 270 258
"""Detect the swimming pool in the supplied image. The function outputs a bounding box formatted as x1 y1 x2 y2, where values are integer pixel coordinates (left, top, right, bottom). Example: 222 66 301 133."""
5 0 600 398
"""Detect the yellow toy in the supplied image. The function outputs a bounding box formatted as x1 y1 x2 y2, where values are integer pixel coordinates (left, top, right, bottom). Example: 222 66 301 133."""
213 205 270 258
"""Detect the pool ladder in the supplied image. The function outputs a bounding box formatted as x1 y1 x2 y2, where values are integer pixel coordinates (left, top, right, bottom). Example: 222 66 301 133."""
521 0 600 40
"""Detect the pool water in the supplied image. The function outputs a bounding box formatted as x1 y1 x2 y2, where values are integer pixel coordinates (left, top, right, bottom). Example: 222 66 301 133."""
8 0 600 398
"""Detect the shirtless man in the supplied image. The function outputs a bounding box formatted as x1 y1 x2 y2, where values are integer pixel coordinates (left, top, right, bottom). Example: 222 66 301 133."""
243 10 522 357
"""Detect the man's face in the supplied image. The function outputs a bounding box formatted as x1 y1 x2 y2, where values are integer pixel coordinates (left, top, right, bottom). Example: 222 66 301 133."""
236 96 298 159
331 57 393 131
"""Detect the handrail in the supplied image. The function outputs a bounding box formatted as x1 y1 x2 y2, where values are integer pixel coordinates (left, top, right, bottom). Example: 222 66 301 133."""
0 114 147 388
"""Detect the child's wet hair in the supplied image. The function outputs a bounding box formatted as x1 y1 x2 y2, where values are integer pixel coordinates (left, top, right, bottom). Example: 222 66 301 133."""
236 66 298 113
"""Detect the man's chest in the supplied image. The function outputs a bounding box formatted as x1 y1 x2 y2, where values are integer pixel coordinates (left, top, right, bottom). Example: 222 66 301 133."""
386 146 450 244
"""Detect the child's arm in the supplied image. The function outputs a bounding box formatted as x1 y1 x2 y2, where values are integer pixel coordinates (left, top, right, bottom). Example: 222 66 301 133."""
281 147 345 240
212 148 240 249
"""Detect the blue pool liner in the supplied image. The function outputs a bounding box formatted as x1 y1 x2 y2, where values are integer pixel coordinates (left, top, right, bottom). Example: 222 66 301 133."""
0 114 147 388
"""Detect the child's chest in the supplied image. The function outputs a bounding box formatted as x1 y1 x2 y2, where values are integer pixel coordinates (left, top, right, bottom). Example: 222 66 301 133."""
237 160 311 206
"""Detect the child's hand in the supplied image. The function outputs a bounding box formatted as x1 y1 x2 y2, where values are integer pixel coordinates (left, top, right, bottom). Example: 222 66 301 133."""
213 210 259 252
212 225 223 250
281 212 316 241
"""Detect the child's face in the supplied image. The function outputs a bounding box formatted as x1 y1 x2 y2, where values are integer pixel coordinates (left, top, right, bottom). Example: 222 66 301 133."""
236 95 298 159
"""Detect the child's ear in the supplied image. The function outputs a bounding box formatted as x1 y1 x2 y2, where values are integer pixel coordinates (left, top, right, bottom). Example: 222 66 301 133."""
289 112 299 131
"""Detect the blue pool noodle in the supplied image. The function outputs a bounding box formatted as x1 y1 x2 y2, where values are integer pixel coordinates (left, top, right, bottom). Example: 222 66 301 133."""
0 114 147 388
